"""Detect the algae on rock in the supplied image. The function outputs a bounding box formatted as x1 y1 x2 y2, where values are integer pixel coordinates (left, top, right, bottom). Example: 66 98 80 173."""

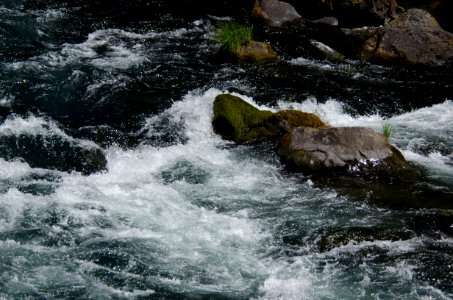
212 93 326 143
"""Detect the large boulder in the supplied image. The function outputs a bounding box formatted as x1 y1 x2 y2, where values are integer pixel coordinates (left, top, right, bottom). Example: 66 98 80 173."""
212 94 326 143
252 0 302 27
363 9 453 67
398 0 453 33
277 126 414 176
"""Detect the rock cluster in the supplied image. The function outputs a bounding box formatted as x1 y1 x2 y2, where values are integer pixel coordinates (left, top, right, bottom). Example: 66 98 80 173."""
212 93 414 178
223 0 453 67
211 93 445 210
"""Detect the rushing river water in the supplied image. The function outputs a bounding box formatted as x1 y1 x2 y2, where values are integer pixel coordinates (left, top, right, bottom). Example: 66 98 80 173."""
1 1 453 299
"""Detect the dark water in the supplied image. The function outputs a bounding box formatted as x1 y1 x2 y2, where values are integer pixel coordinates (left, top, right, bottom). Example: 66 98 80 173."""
1 1 453 299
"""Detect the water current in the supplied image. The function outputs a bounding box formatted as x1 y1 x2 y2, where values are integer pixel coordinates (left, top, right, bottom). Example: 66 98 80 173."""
1 1 453 299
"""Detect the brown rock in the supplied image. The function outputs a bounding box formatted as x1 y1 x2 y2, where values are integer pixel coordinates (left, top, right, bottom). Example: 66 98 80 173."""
235 40 279 63
363 9 453 67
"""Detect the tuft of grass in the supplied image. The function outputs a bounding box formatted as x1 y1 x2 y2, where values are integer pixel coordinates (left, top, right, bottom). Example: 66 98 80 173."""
382 123 393 141
213 21 253 53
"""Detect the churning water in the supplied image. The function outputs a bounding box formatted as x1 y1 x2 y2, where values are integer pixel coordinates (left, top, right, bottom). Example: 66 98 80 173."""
1 1 452 299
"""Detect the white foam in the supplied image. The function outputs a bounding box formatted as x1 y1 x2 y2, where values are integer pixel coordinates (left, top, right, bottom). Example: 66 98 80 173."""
277 97 384 128
390 100 453 131
259 259 326 300
0 159 33 180
0 96 12 107
290 57 334 70
0 115 99 149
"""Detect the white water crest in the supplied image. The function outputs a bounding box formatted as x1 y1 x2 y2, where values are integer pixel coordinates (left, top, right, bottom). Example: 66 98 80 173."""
0 115 99 149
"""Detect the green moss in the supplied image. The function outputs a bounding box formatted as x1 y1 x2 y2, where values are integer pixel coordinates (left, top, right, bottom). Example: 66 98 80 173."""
213 21 253 53
212 94 273 142
213 94 327 143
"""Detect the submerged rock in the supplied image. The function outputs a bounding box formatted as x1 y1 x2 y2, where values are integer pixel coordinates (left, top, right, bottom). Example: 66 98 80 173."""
363 9 453 67
277 126 414 176
0 135 107 175
317 226 415 252
160 160 210 185
212 94 326 143
252 0 302 27
315 175 453 210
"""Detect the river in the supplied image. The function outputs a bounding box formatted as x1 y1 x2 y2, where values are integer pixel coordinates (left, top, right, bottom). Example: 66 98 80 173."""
1 1 452 299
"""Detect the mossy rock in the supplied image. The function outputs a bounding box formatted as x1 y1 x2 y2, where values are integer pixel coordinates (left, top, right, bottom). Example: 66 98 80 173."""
212 94 327 143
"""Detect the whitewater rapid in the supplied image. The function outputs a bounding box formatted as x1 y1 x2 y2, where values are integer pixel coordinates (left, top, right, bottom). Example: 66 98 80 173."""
1 87 452 298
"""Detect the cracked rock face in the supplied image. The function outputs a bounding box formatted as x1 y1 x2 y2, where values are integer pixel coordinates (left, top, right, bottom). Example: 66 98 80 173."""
277 126 413 176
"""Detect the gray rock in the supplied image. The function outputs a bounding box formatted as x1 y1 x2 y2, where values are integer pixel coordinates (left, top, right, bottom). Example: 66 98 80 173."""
312 16 338 26
363 9 453 67
309 39 345 62
252 0 302 27
277 126 413 176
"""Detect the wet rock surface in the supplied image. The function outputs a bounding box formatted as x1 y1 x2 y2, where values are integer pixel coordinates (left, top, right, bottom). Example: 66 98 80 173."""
277 126 412 176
